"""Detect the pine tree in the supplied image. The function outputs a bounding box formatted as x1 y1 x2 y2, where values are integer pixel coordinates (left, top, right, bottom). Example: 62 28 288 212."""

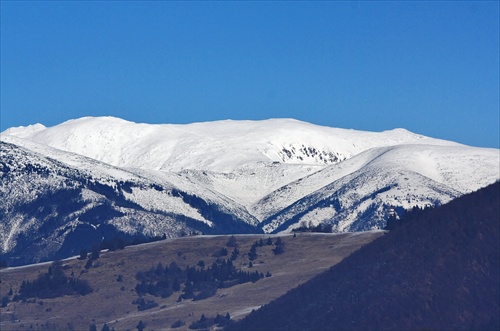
79 249 88 260
226 235 238 247
137 320 146 331
230 247 239 260
91 248 100 260
273 237 285 255
248 244 258 261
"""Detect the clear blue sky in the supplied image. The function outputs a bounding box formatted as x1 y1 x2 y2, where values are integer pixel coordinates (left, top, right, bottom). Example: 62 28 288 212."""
1 1 499 148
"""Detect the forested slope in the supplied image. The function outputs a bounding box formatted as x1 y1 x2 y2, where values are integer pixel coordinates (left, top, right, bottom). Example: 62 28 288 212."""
229 181 500 331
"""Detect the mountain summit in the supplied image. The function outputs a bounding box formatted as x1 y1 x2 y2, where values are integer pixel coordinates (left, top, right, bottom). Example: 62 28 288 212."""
3 116 459 173
1 117 499 265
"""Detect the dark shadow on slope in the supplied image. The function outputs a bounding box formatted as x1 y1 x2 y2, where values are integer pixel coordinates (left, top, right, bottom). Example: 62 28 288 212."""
228 181 500 331
171 189 261 234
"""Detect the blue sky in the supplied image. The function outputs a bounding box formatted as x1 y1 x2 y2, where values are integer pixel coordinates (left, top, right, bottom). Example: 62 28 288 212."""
1 1 498 148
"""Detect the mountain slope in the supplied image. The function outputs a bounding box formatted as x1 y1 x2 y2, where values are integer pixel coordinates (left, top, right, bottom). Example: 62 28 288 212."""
4 116 468 210
1 117 499 266
0 232 384 331
229 181 500 331
259 143 499 232
0 140 259 266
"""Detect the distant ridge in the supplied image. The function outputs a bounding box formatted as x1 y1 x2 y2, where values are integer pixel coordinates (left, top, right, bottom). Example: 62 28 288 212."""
2 116 460 173
228 181 500 331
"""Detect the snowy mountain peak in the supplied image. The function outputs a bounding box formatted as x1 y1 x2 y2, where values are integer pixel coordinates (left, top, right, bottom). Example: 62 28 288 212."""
3 116 460 173
2 123 46 138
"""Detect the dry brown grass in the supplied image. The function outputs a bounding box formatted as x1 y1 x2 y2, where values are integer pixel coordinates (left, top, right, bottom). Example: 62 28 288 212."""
0 231 383 331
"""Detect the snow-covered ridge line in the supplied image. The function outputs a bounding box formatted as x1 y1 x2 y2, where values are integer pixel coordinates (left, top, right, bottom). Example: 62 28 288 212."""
2 116 461 173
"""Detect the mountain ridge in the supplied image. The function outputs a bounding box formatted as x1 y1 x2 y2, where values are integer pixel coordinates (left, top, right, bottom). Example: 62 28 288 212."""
1 116 498 266
2 116 463 173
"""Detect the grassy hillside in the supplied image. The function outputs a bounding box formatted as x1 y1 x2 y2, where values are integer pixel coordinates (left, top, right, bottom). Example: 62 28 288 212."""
0 231 382 330
229 181 500 331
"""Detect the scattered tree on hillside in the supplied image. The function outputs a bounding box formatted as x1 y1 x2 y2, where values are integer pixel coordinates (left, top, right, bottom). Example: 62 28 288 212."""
273 237 285 255
91 248 100 260
213 247 228 257
248 244 258 261
137 320 146 331
226 235 238 247
1 296 9 307
84 258 93 270
79 249 88 260
230 247 240 261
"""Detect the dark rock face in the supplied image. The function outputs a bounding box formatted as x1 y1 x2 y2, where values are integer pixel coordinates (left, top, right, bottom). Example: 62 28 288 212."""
229 181 500 331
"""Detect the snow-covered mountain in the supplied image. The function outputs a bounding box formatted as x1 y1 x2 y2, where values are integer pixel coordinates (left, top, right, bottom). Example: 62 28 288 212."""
1 116 499 266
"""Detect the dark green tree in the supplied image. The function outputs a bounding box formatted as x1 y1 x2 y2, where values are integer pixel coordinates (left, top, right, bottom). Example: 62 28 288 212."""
226 235 238 247
79 249 88 260
91 248 100 260
230 247 239 260
137 320 146 331
248 244 258 261
273 237 285 255
1 296 9 307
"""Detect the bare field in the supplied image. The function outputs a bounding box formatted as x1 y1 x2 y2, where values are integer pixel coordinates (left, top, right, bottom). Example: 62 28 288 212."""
0 231 384 331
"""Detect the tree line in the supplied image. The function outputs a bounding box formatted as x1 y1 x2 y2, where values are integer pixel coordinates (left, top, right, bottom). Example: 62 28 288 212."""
134 258 269 303
12 261 92 301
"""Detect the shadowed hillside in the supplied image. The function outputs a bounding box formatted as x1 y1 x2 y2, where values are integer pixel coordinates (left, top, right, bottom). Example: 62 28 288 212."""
228 181 500 331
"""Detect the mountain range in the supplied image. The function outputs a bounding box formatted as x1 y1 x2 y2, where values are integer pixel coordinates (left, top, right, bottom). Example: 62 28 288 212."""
1 116 498 266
